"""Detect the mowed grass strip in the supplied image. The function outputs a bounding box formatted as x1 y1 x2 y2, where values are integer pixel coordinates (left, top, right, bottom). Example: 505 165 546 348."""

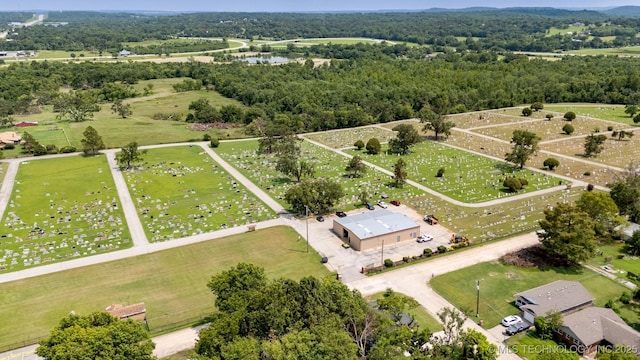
346 142 563 203
122 145 277 242
0 225 329 350
215 139 424 212
0 155 131 273
305 126 396 149
430 261 628 328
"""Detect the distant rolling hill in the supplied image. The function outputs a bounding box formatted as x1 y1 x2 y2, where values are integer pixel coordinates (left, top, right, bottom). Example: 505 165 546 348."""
602 6 640 17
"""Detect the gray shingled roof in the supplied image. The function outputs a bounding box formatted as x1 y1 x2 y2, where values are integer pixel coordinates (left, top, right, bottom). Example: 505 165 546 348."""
333 209 419 240
561 307 640 352
516 280 593 317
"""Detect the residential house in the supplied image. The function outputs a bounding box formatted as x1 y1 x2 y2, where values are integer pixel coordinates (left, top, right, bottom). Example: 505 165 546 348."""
557 307 640 355
0 132 22 146
514 280 593 323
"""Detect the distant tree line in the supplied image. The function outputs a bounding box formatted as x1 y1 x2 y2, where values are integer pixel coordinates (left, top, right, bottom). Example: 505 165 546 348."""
3 9 640 53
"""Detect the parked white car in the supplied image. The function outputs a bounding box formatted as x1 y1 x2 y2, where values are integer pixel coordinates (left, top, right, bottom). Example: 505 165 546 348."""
501 315 522 327
377 201 388 209
417 234 434 243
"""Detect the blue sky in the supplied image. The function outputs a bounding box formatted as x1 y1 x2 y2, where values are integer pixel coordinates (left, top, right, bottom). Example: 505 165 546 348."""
1 0 634 12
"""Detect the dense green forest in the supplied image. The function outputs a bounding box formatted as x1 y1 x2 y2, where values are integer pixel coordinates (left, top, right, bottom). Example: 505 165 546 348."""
2 44 640 132
2 9 640 52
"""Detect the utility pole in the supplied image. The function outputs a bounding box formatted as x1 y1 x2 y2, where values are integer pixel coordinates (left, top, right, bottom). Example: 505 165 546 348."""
476 280 480 318
381 239 385 267
305 205 309 253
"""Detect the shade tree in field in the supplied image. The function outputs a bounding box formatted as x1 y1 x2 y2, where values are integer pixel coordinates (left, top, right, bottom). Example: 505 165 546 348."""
576 191 623 239
563 111 576 121
611 130 634 141
522 107 532 117
538 203 597 264
625 104 638 118
366 137 381 155
393 158 408 187
36 312 155 360
111 99 132 118
354 139 365 150
562 123 574 135
388 124 421 155
420 107 455 140
53 91 100 122
284 177 344 214
116 141 146 170
505 130 540 169
345 155 366 178
531 102 544 112
543 157 559 170
81 126 105 155
584 133 607 157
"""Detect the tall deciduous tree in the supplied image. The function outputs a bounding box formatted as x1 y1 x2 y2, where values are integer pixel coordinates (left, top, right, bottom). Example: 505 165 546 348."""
81 126 105 155
388 124 421 155
420 108 455 140
393 158 408 187
366 138 381 155
36 312 155 360
505 130 540 169
609 163 640 223
563 111 576 121
584 133 607 157
345 155 366 178
284 177 344 214
576 191 622 239
624 104 638 118
611 130 634 141
538 203 597 264
111 99 132 118
54 91 100 122
116 141 146 169
276 155 315 182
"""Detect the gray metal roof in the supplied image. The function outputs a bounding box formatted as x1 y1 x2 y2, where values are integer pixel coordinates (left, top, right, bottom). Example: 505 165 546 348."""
516 280 594 317
333 209 419 240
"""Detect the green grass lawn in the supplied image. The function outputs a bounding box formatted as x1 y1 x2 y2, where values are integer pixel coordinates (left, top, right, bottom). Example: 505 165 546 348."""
430 261 629 329
588 243 640 278
568 46 640 56
0 155 131 273
301 38 383 45
121 145 276 241
543 104 631 124
367 292 442 332
0 225 329 351
305 126 397 149
546 26 588 37
215 139 425 213
346 142 564 203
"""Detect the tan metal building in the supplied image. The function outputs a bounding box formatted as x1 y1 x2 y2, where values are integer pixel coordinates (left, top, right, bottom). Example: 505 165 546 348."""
333 210 420 251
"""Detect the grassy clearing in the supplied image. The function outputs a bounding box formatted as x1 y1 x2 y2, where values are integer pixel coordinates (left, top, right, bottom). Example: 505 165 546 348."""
346 142 564 203
122 145 276 242
301 38 383 45
587 243 640 277
442 112 540 129
0 225 329 351
0 155 130 273
546 25 588 37
215 139 424 212
568 46 640 56
472 117 627 142
305 126 397 149
367 292 442 332
543 104 633 124
430 261 629 329
8 85 248 151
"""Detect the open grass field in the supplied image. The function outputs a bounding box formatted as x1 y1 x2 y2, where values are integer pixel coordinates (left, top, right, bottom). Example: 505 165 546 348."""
0 155 131 273
568 46 640 56
546 25 588 36
367 291 442 332
346 142 564 203
430 261 629 329
300 38 385 45
587 243 640 278
0 225 329 351
304 125 398 148
543 104 632 124
442 112 541 129
7 83 248 151
540 133 640 169
122 145 276 241
215 139 424 212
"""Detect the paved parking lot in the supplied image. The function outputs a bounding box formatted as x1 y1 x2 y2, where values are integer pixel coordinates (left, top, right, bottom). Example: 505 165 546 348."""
301 204 454 283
